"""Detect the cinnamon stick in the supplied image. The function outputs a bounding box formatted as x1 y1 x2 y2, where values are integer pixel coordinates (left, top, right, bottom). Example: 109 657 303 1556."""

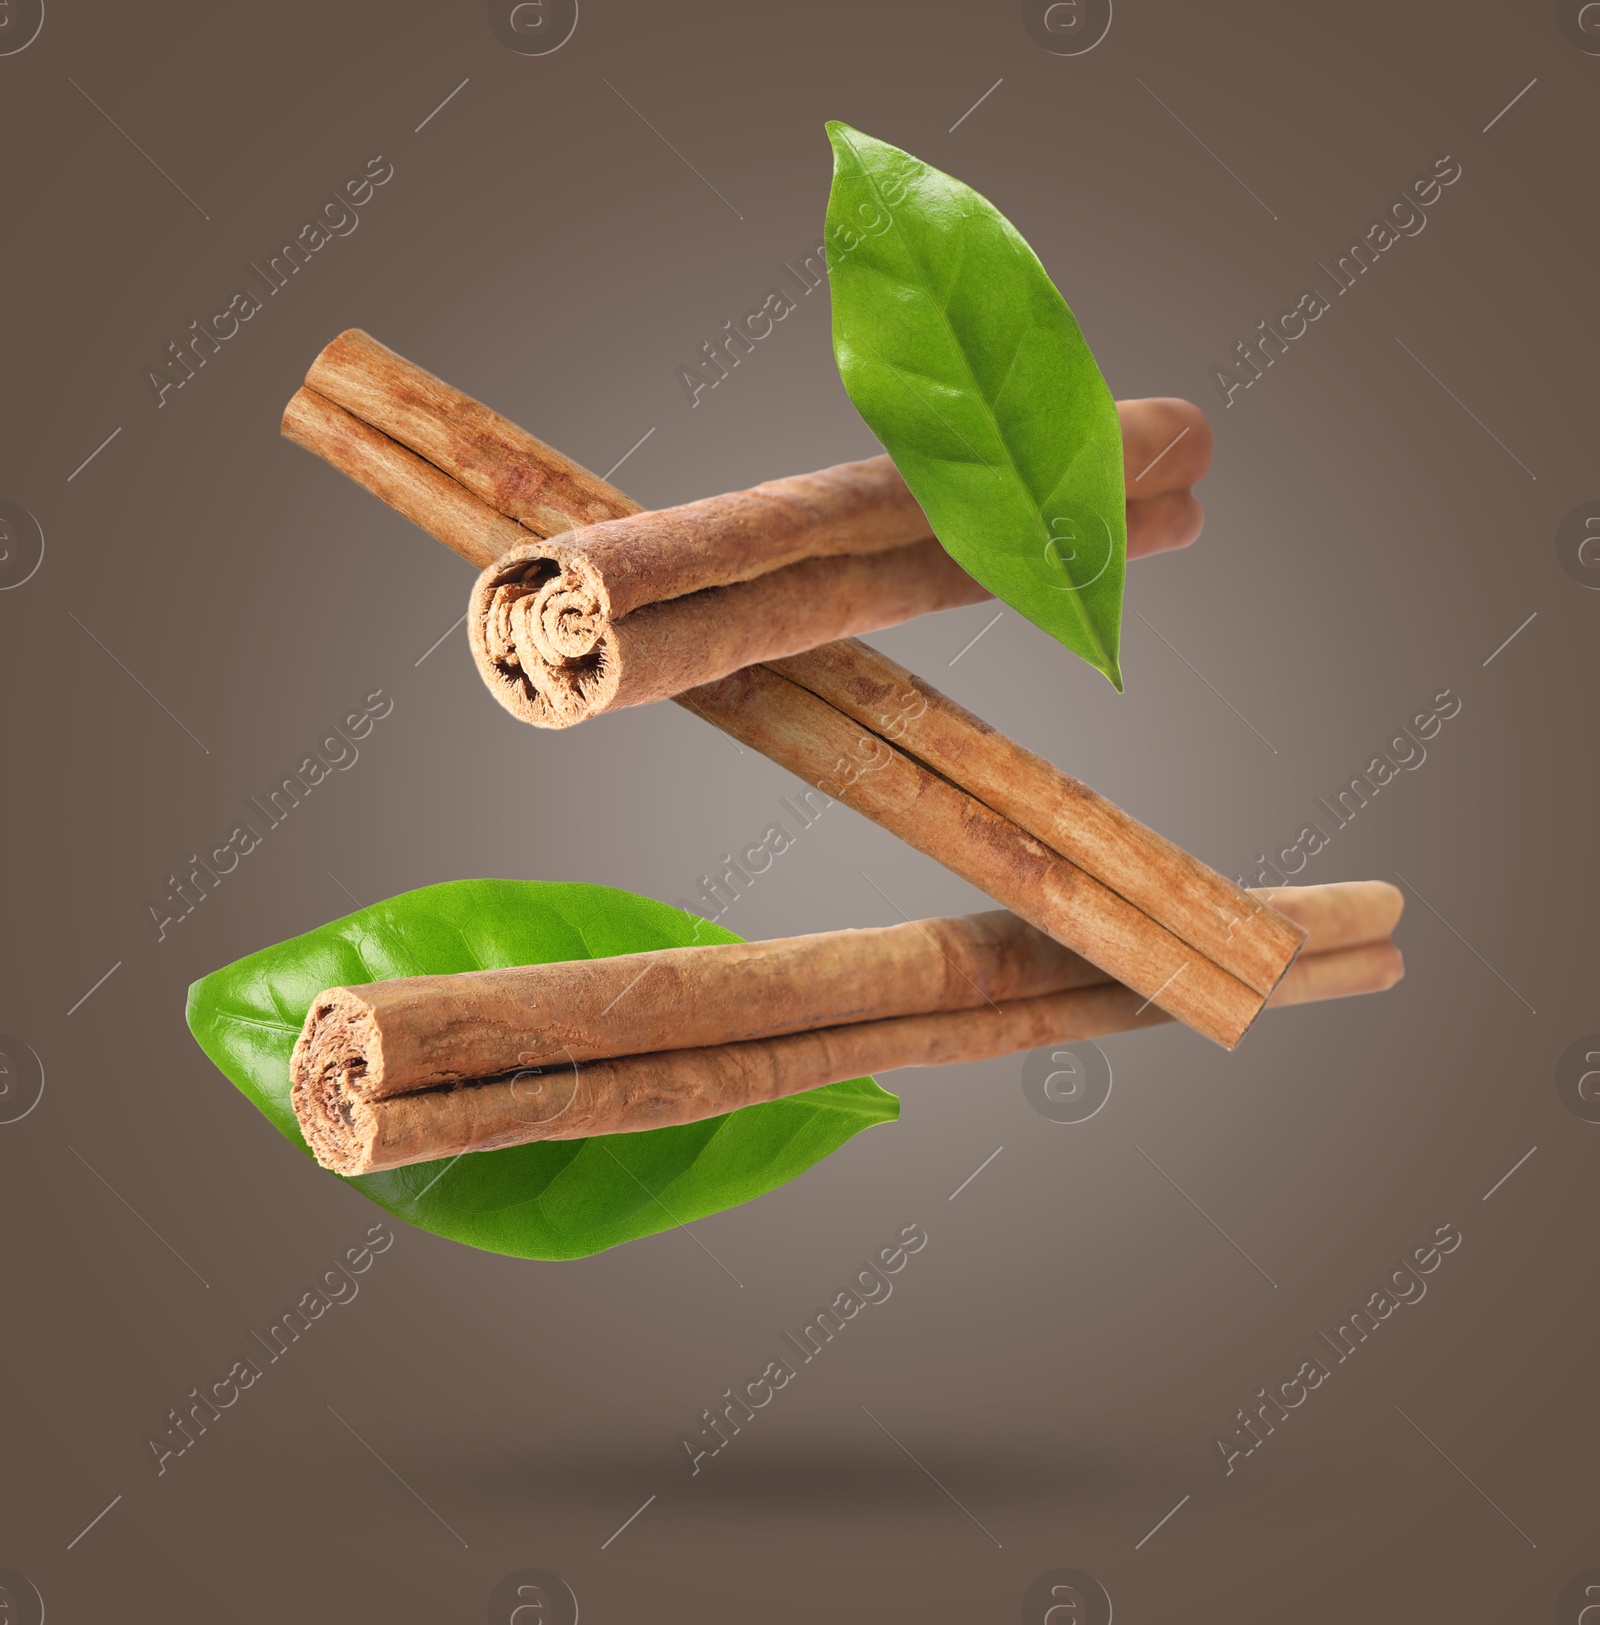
283 387 527 570
288 332 1206 726
304 327 638 536
473 535 987 728
766 638 1305 997
292 886 1402 1175
294 880 1395 1100
680 660 1277 1047
279 333 1299 1048
292 910 1101 1100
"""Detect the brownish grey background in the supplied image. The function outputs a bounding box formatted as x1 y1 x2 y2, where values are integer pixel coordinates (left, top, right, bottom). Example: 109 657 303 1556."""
2 0 1596 1619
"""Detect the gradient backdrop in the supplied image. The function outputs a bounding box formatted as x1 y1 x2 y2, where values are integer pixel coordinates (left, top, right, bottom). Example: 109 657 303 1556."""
3 2 1597 1620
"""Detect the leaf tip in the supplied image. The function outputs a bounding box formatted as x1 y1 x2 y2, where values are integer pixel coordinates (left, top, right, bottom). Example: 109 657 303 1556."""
183 975 208 1038
823 119 859 162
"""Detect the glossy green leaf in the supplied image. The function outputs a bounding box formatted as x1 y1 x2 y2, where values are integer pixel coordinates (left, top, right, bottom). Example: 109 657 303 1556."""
826 121 1127 688
186 879 897 1261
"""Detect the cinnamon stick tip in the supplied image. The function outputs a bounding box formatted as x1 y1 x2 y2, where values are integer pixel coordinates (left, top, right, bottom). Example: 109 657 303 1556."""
289 987 386 1172
304 326 377 383
1357 942 1396 988
280 385 322 444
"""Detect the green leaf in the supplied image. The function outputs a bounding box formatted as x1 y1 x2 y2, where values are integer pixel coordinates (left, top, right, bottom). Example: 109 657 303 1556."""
825 121 1127 689
185 879 897 1261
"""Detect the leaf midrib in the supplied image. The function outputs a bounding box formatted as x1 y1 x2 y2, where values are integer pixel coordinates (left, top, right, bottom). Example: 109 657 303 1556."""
833 131 1108 669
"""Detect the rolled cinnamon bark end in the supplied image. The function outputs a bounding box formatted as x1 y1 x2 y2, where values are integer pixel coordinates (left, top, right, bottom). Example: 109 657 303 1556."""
292 989 379 1176
469 544 622 728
